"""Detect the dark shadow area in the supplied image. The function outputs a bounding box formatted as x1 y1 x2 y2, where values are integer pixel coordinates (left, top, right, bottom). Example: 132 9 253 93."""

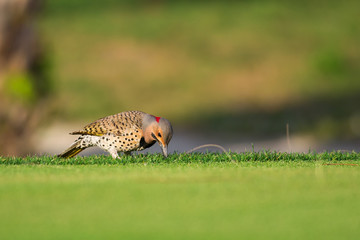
189 92 360 140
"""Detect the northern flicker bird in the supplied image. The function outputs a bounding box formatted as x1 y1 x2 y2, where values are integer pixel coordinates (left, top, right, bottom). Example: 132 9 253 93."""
58 111 173 159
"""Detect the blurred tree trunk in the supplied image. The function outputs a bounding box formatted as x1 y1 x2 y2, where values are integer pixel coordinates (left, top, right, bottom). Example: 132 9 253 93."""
0 0 50 156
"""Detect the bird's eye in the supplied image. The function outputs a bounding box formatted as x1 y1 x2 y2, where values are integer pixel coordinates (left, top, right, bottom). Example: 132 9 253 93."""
158 133 162 137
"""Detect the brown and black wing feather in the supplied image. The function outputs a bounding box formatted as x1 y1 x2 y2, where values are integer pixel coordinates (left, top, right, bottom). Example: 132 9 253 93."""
71 111 145 136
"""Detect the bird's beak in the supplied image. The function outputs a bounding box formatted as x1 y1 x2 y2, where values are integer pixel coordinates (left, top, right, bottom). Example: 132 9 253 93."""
161 144 168 157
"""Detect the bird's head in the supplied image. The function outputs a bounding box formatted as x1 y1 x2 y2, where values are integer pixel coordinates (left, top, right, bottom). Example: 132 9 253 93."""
143 114 173 157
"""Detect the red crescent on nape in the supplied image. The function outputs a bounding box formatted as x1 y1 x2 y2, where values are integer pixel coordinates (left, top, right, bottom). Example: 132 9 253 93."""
155 116 161 123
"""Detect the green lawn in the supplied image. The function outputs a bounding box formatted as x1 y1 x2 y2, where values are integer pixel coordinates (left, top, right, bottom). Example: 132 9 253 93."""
1 153 359 239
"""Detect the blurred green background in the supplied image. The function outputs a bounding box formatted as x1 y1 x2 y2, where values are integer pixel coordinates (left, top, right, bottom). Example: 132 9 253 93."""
43 0 360 137
1 0 360 155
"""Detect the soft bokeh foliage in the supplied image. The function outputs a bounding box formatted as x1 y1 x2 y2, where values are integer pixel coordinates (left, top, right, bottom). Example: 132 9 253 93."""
40 0 360 139
0 0 51 155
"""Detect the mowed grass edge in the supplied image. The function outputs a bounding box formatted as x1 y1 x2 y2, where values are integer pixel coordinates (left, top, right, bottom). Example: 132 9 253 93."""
1 151 359 165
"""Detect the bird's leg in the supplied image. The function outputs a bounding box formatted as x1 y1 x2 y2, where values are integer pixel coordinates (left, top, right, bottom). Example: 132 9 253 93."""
107 147 120 159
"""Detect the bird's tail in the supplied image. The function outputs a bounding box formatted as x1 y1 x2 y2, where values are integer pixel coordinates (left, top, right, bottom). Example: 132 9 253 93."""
57 140 84 158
